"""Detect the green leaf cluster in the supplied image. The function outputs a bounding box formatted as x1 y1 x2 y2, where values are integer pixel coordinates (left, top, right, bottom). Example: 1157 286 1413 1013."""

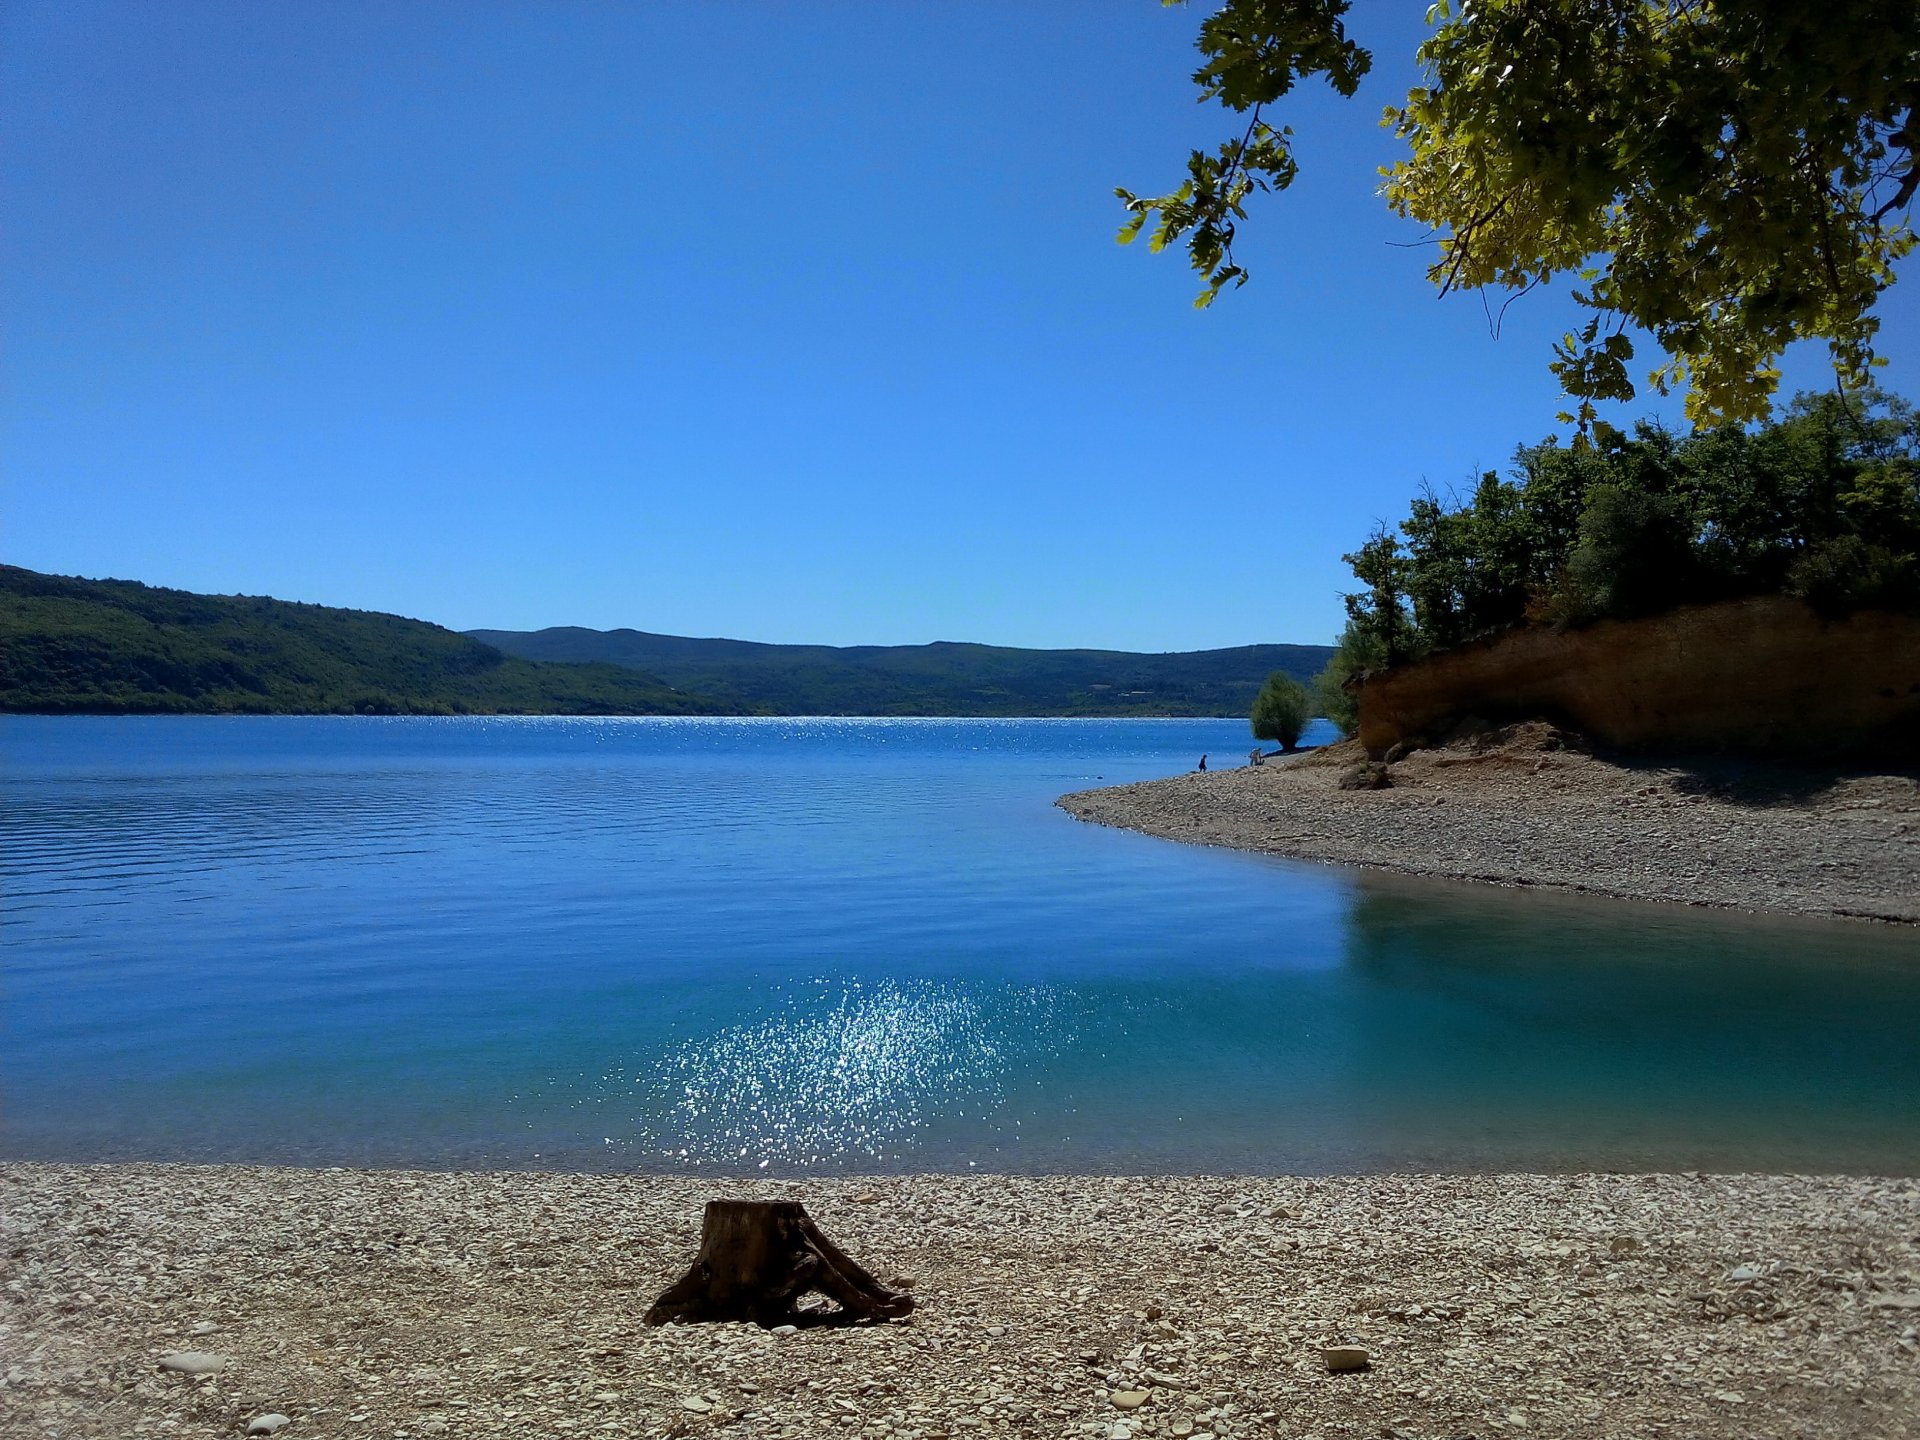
1118 0 1369 306
1127 1 1920 422
1336 388 1920 665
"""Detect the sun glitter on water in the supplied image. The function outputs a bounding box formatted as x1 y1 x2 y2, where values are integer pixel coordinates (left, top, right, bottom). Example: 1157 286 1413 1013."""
617 980 1059 1167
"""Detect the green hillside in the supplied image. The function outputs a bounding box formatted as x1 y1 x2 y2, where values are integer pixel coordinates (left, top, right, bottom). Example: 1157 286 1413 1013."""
0 565 1335 718
0 567 717 716
466 626 1336 717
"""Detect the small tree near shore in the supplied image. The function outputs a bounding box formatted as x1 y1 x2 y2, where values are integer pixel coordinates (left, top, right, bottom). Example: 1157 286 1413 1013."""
1251 671 1311 751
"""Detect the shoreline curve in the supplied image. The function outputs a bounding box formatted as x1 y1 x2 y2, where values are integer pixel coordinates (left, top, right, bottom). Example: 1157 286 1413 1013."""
1058 723 1920 925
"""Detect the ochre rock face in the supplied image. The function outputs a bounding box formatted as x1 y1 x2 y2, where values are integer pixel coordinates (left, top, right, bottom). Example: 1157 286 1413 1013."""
1355 596 1920 761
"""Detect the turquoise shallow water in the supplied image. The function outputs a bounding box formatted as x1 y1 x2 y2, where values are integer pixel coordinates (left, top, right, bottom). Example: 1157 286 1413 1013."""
3 715 1916 1174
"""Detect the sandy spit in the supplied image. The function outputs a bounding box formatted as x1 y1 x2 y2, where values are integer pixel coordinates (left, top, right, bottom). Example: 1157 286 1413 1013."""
4 1164 1918 1440
1059 724 1920 924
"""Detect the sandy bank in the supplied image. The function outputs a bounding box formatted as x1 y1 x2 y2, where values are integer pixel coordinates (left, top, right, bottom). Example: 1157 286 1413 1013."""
1060 724 1920 924
5 1165 1918 1439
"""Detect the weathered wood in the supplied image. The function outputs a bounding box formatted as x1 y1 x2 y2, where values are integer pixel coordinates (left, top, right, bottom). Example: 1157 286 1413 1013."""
644 1199 915 1327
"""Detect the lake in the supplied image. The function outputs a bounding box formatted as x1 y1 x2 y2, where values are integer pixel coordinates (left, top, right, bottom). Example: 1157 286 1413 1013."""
4 715 1917 1174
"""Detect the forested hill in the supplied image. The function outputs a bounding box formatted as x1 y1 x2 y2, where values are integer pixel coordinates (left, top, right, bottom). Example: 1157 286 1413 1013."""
466 626 1335 717
0 567 718 716
0 564 1333 718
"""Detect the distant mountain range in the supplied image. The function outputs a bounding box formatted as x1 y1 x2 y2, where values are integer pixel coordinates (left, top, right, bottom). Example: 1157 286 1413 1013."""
0 567 715 716
468 626 1334 717
0 565 1333 717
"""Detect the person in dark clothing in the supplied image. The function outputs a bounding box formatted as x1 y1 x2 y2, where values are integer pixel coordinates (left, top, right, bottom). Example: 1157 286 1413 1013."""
1197 754 1207 772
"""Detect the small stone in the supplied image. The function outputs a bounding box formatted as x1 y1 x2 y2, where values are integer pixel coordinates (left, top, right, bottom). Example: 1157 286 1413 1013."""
1868 1293 1920 1310
985 1324 1006 1336
1144 1306 1163 1321
592 1390 619 1402
681 1397 713 1413
1728 1263 1766 1282
191 1320 220 1335
157 1352 228 1375
1108 1425 1133 1440
1110 1390 1151 1410
853 1192 879 1204
1506 1411 1529 1428
246 1417 291 1436
1322 1345 1370 1373
1608 1236 1642 1257
770 1325 799 1336
1169 1420 1195 1438
1711 1391 1747 1404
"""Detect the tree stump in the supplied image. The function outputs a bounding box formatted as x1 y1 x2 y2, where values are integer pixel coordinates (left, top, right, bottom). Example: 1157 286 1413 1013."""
644 1199 916 1327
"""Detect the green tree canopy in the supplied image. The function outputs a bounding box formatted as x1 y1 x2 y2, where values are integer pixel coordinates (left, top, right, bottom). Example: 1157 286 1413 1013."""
1311 631 1368 736
1119 1 1919 426
1335 388 1920 670
1251 670 1314 748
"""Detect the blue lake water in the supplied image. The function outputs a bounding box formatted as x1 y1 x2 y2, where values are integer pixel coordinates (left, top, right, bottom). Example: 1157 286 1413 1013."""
4 715 1917 1175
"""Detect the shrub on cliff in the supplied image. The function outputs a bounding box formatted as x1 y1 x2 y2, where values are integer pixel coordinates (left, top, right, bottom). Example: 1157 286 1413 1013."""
1339 388 1920 663
1251 672 1312 751
1560 485 1703 620
1788 536 1919 615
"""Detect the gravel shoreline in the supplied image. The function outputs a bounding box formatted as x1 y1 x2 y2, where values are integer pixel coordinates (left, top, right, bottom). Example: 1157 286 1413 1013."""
6 1164 1918 1440
1059 724 1920 924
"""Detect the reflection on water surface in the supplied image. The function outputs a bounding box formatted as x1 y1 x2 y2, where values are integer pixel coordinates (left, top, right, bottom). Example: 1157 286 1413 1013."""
4 716 1915 1173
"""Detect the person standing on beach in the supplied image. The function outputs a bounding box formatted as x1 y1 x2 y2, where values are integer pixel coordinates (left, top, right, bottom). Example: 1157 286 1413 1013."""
1198 754 1207 772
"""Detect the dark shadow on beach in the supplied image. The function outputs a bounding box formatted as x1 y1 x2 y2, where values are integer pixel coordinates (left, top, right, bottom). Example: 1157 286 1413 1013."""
1609 747 1918 808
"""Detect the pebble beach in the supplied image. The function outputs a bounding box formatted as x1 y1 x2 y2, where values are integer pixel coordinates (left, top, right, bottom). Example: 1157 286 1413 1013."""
6 1164 1919 1440
1059 724 1920 925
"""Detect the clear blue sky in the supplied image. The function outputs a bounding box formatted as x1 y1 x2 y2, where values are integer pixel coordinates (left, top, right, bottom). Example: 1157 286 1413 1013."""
6 1 1916 650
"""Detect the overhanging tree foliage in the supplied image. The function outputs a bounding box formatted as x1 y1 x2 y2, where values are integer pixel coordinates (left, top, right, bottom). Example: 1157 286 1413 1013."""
1120 1 1919 425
